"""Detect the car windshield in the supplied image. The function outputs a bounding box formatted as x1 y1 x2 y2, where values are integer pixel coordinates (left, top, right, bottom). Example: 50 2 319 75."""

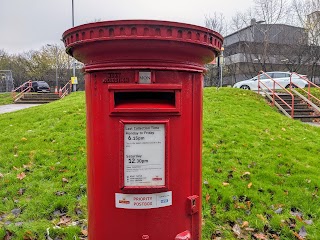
252 75 268 80
37 82 49 87
259 74 270 80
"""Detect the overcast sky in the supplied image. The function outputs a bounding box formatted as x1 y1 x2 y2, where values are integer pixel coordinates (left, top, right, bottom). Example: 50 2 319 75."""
0 0 253 54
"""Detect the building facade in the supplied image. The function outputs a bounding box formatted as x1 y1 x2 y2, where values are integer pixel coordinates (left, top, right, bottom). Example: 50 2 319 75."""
222 20 320 85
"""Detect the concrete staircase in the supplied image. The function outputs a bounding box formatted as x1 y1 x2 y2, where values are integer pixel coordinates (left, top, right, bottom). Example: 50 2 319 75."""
15 93 60 104
270 93 320 122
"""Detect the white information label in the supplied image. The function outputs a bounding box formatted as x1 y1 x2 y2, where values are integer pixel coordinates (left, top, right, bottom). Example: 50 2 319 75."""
139 71 151 84
115 191 172 209
124 124 165 187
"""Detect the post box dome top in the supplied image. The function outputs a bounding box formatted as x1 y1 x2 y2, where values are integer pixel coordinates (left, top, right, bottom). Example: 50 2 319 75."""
62 20 224 72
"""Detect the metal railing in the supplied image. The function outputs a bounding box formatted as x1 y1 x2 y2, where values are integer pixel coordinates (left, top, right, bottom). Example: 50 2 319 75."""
290 72 320 104
59 80 72 98
258 71 295 118
11 80 32 102
11 80 73 103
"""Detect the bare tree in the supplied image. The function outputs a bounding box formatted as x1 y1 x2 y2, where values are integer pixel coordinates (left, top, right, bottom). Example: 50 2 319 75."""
205 13 227 36
0 45 84 89
292 0 320 82
250 0 291 71
45 44 73 87
254 0 290 24
204 12 227 87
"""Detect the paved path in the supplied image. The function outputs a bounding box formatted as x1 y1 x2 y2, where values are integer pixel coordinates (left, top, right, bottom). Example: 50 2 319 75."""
306 122 320 127
0 104 40 114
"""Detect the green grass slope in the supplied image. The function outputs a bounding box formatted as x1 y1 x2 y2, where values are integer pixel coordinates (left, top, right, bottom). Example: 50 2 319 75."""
297 87 320 106
0 93 13 105
202 88 320 239
0 89 319 239
0 92 86 239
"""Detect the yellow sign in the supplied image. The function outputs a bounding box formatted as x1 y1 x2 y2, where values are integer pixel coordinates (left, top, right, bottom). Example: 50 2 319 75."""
71 77 78 84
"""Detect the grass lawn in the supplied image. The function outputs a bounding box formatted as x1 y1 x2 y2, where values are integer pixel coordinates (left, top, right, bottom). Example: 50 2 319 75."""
0 93 13 105
0 88 319 239
0 93 87 239
202 88 320 239
296 87 320 106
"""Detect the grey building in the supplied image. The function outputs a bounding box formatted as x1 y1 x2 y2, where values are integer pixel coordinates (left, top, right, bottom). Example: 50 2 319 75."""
222 20 320 85
307 11 320 46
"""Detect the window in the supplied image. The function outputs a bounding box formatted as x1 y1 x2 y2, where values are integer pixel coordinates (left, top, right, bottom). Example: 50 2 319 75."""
273 73 288 78
260 74 270 80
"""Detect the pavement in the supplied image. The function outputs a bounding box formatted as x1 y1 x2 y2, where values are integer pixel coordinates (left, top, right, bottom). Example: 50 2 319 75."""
0 104 40 114
305 122 320 127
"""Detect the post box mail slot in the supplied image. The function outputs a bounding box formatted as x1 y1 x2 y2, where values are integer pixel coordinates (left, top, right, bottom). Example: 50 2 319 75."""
114 91 175 108
109 84 181 113
63 20 223 240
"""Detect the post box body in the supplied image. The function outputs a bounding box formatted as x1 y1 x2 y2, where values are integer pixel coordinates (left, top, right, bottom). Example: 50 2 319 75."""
63 20 223 239
86 70 203 239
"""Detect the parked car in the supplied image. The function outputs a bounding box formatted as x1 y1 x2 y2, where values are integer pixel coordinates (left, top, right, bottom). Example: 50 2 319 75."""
14 81 50 93
31 81 50 92
233 72 308 90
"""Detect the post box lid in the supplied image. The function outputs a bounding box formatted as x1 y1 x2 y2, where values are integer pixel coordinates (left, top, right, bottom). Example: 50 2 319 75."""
62 20 224 72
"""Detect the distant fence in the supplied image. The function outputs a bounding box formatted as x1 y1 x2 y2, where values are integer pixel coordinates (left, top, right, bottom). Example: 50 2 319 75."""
0 70 14 92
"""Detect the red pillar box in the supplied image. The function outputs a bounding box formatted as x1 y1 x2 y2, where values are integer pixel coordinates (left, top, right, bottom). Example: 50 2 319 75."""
63 20 223 240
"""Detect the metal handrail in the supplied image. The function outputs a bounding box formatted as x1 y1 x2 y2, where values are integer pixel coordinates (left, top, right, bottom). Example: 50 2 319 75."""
290 72 320 104
59 80 72 98
11 80 32 102
258 71 295 118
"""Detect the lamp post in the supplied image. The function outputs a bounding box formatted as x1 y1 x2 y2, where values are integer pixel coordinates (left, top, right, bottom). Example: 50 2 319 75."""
47 44 58 89
71 0 77 92
72 0 74 27
219 46 224 88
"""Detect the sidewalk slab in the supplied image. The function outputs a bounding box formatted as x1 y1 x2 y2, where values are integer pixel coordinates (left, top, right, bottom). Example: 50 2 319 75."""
0 104 40 114
305 122 320 127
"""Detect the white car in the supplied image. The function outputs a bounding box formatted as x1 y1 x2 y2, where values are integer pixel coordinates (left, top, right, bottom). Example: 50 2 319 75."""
233 72 308 91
